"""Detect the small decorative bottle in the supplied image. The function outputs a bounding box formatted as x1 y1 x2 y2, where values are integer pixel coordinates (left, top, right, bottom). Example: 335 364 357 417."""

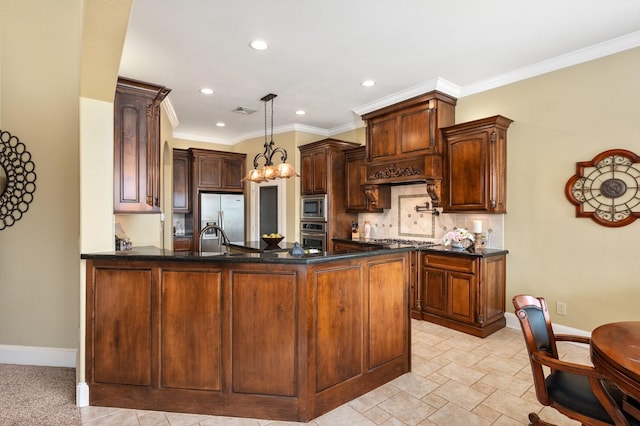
289 241 305 257
364 221 371 239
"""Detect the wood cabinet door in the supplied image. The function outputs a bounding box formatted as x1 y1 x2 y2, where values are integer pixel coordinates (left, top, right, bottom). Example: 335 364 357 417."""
114 91 159 213
422 266 447 316
161 270 222 390
114 78 169 213
172 236 192 252
196 155 222 189
446 132 488 212
92 267 152 386
399 105 434 155
311 150 327 193
301 149 327 194
345 147 368 211
443 116 511 213
368 116 397 160
173 149 191 212
447 271 476 324
301 153 314 194
221 157 245 190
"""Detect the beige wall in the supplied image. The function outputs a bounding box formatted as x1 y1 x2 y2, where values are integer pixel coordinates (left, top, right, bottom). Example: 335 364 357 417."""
1 0 639 369
455 47 640 330
0 0 81 350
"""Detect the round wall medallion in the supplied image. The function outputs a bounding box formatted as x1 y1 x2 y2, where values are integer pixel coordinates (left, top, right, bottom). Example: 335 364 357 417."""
565 149 640 227
0 130 37 230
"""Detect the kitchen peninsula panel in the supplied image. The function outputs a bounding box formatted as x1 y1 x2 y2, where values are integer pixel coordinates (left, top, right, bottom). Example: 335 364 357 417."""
82 247 411 422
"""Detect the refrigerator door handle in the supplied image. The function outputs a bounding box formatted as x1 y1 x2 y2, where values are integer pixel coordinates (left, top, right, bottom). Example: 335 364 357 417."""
219 211 224 230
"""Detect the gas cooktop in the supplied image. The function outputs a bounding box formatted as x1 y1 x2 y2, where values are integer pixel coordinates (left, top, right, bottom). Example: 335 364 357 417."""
372 238 440 249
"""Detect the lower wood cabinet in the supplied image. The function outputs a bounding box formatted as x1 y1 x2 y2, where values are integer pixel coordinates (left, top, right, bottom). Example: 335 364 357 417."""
412 250 507 337
172 236 192 252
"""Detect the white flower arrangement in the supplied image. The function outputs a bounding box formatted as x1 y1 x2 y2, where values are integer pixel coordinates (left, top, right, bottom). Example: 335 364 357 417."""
442 227 475 246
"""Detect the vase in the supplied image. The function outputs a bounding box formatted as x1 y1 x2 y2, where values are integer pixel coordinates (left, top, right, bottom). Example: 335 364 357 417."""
289 242 305 257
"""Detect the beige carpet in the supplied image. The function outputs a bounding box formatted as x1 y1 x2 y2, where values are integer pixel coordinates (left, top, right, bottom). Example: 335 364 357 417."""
0 363 80 425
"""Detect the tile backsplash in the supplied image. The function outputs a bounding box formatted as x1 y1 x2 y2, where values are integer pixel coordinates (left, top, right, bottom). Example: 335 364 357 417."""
357 183 504 248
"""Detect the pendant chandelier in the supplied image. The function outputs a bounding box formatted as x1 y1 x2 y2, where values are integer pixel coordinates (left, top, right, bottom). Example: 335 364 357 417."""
242 93 299 183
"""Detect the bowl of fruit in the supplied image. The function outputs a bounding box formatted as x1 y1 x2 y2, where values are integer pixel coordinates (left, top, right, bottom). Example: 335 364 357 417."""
261 233 284 249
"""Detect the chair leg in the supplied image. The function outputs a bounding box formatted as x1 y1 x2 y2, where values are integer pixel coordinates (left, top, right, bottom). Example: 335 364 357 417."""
528 412 556 426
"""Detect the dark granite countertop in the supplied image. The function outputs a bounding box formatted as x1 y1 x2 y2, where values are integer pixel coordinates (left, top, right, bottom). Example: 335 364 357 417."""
332 238 508 258
419 245 508 258
81 244 415 264
227 240 297 253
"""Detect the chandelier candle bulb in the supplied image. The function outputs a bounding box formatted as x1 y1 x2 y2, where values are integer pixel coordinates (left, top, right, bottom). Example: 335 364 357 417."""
472 220 483 234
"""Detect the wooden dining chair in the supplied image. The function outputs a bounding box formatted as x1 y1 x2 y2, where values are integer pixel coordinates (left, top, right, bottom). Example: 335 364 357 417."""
512 294 639 426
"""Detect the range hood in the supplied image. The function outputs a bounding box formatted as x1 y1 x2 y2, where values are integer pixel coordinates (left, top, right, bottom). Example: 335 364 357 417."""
360 90 457 207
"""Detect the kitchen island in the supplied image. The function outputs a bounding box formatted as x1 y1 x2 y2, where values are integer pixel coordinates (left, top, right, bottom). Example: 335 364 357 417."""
81 246 412 422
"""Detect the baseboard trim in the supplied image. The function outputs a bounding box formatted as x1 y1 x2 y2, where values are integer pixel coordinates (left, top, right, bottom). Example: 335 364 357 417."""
0 344 77 368
76 382 89 407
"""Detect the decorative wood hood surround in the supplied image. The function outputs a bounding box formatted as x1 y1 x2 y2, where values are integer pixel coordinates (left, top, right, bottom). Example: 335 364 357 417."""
360 90 457 207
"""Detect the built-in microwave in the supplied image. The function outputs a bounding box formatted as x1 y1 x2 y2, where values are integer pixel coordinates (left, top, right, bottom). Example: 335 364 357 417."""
301 194 327 221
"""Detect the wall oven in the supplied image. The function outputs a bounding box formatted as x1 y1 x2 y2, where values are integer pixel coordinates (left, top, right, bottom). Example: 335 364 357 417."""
300 221 327 251
301 194 327 221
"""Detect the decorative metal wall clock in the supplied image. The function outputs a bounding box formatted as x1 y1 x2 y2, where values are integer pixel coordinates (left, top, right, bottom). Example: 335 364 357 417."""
565 149 640 227
0 130 37 230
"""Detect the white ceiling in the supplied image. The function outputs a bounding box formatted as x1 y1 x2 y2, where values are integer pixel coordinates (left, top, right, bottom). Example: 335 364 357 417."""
119 0 640 145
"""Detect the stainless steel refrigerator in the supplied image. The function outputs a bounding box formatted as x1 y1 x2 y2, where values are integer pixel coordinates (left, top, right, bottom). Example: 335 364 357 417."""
200 193 245 252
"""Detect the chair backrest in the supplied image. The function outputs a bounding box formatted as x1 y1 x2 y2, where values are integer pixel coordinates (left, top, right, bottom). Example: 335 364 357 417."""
512 294 559 406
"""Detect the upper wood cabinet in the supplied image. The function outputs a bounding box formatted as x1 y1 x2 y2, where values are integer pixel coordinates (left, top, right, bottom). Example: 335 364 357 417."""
344 146 390 212
361 91 456 185
301 149 327 194
299 139 360 196
172 149 191 213
442 115 513 213
190 148 246 192
114 77 170 213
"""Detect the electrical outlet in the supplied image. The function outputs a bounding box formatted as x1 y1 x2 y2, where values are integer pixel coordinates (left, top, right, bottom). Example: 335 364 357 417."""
556 302 567 315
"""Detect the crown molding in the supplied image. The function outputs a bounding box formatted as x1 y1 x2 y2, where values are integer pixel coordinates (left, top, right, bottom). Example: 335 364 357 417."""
161 94 179 129
352 77 461 117
172 131 234 145
327 120 365 136
461 31 640 96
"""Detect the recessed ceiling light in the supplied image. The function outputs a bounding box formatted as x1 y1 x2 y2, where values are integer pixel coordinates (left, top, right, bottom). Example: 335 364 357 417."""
361 80 376 87
216 122 225 127
296 110 306 116
249 39 269 51
200 88 214 95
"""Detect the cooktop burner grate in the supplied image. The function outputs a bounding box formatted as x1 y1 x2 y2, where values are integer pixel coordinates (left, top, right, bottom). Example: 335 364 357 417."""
372 238 439 248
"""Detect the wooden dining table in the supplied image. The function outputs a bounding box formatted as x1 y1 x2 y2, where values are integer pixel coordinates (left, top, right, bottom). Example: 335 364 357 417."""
591 321 640 420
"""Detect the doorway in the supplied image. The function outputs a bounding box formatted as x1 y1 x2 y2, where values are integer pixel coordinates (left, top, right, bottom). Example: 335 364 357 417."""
259 186 278 235
249 178 286 240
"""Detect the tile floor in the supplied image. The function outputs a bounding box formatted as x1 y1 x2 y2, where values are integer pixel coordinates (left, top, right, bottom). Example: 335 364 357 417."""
81 320 589 426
